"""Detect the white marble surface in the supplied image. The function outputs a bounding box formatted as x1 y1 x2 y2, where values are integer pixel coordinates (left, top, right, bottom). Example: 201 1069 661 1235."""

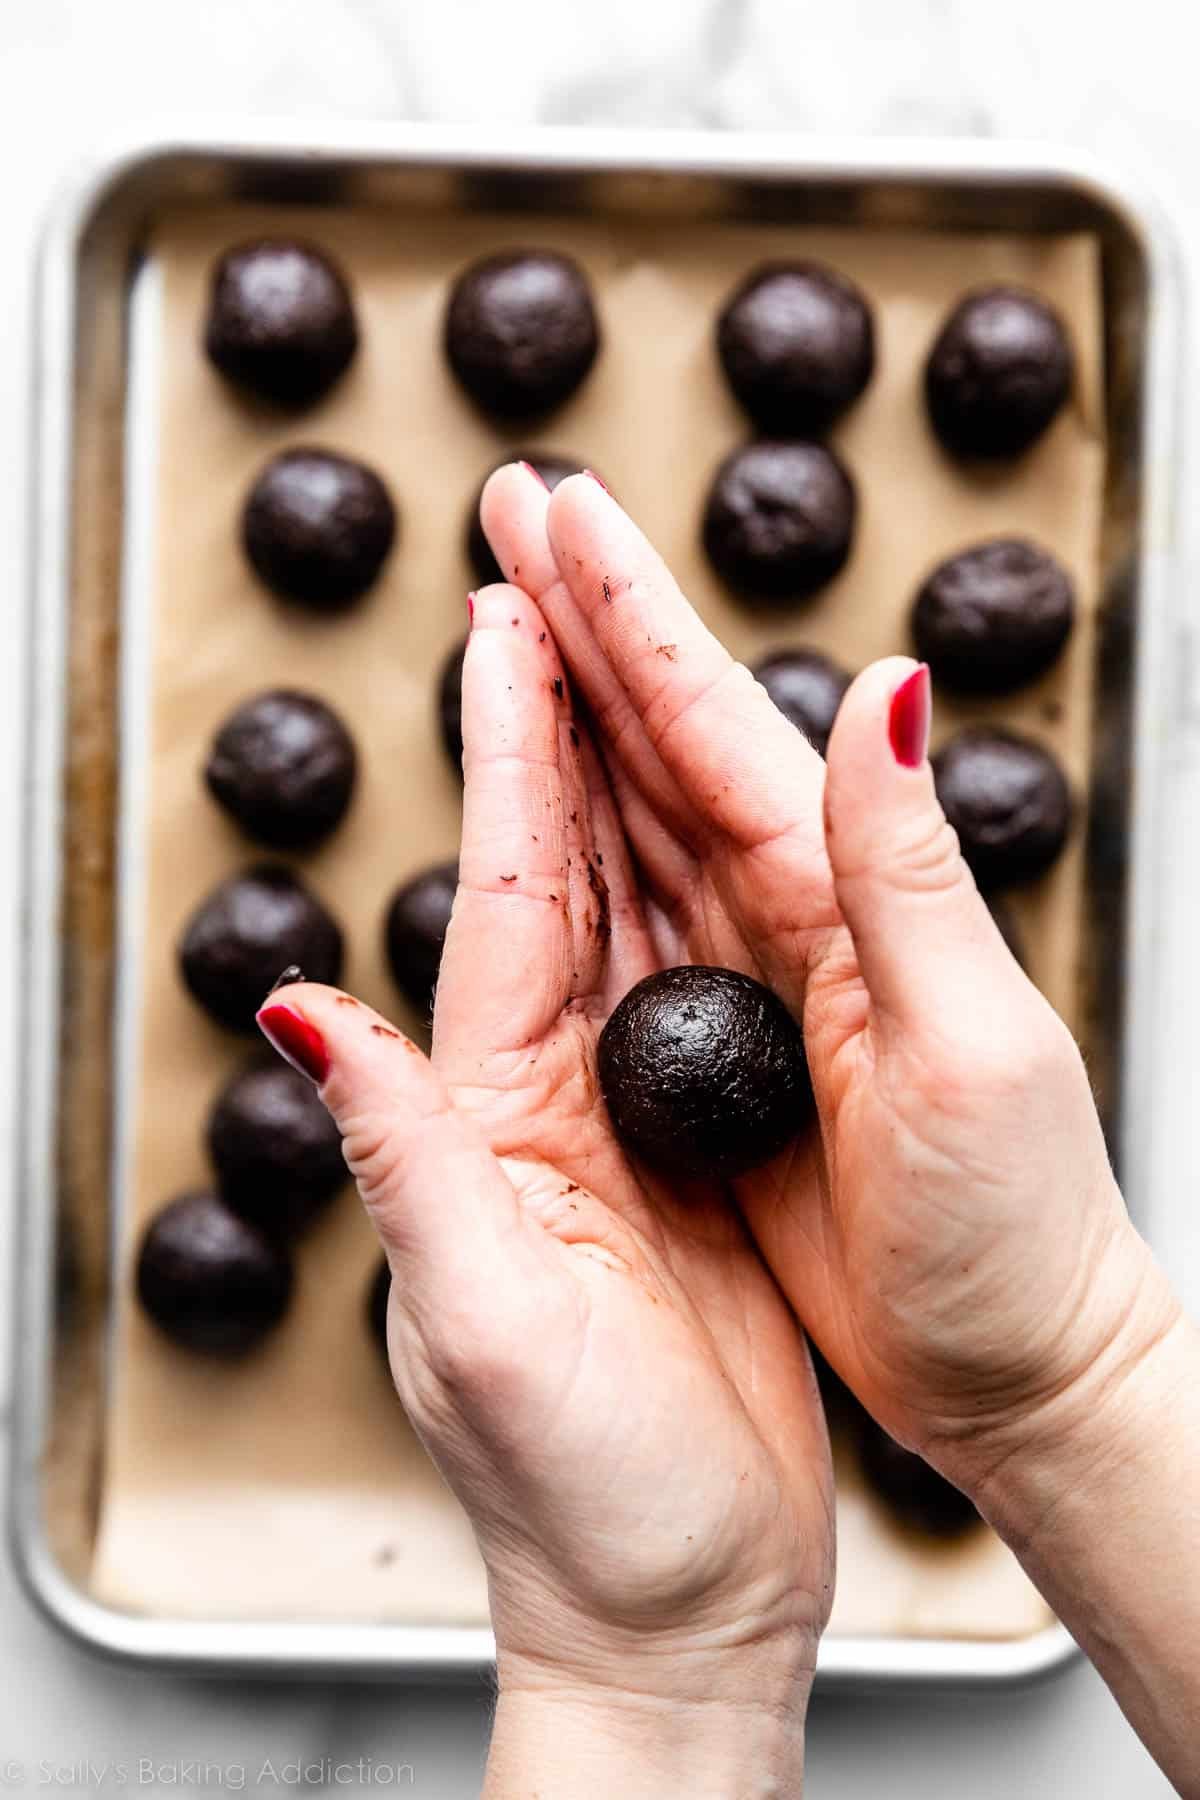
0 1 1197 1793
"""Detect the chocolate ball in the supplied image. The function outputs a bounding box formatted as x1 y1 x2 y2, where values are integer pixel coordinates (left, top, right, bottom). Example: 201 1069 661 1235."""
367 1257 391 1360
385 861 459 1014
717 262 875 435
180 865 343 1033
702 441 856 602
933 728 1071 889
857 1417 978 1537
242 448 396 611
466 451 586 585
925 287 1073 459
438 639 467 775
203 240 358 408
136 1190 293 1357
598 965 813 1182
751 647 852 757
205 689 358 849
207 1056 345 1237
445 251 600 418
912 539 1075 694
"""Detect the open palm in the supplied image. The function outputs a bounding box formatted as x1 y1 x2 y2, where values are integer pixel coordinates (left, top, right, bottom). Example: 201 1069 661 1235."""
431 576 832 1669
267 571 833 1694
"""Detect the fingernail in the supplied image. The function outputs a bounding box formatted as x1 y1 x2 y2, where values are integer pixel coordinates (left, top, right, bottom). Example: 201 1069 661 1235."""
256 1002 330 1085
519 460 548 491
467 591 476 625
582 468 610 495
888 665 932 769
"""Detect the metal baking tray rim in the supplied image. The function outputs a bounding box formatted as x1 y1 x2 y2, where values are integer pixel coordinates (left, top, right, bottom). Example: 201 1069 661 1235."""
10 122 1183 1687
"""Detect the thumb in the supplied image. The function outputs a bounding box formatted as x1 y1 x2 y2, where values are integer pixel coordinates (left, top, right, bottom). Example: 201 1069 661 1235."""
255 982 538 1313
823 658 1021 1034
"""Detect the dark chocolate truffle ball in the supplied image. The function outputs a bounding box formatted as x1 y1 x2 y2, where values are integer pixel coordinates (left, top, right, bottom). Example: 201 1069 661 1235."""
445 251 600 418
912 539 1075 694
180 865 343 1033
466 451 586 585
136 1190 293 1357
702 441 856 602
933 728 1071 889
438 639 467 775
598 965 813 1182
856 1418 978 1537
242 448 396 611
207 1056 345 1236
924 287 1073 460
203 240 358 408
751 647 852 756
717 262 875 435
385 861 459 1014
367 1257 390 1360
205 689 358 849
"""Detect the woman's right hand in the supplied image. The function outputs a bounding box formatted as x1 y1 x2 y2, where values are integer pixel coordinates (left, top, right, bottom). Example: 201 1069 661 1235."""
483 464 1200 1791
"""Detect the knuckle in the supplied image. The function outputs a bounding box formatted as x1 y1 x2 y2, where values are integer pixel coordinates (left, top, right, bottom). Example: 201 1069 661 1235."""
645 660 730 755
338 1112 398 1209
887 808 965 897
338 1101 451 1231
935 1001 1076 1108
995 1009 1079 1093
834 798 967 901
421 1306 528 1416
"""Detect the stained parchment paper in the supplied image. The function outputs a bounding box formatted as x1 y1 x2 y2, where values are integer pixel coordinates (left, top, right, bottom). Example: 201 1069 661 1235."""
92 203 1103 1638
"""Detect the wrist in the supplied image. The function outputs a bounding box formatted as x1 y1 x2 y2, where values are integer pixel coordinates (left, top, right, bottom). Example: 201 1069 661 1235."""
966 1224 1185 1540
496 1614 817 1709
963 1249 1200 1793
487 1653 812 1800
485 1552 823 1711
480 1516 823 1796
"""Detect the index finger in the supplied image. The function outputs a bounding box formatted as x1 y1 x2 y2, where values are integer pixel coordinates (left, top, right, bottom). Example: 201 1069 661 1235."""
481 461 701 854
434 583 575 1075
543 475 831 863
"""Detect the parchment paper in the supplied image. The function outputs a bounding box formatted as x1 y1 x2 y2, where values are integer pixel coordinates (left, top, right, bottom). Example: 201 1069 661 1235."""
92 203 1104 1639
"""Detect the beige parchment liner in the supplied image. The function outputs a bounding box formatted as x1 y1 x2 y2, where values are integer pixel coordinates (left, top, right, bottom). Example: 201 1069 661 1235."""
91 203 1104 1636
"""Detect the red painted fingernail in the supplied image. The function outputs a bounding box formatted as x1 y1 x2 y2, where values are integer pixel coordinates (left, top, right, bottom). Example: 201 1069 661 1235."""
583 468 611 494
519 460 548 490
888 665 931 768
467 591 476 624
256 1003 330 1085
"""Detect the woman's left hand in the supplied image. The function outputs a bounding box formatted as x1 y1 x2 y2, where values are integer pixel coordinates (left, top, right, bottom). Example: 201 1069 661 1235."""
258 578 832 1797
477 461 1167 1526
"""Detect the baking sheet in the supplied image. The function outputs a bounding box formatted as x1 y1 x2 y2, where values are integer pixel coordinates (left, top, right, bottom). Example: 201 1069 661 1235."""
91 202 1104 1636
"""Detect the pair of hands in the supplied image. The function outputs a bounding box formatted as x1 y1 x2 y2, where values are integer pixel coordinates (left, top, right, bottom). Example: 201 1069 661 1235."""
258 465 1183 1790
